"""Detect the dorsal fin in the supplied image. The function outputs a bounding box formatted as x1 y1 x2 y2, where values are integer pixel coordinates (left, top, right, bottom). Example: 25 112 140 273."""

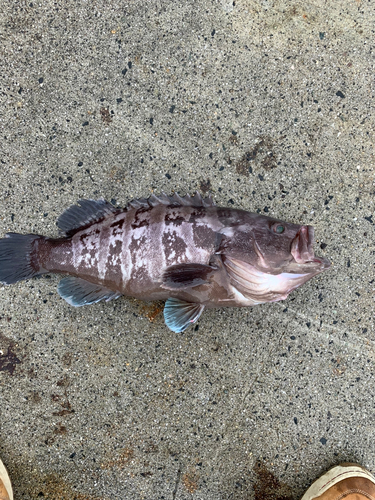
128 192 215 210
57 199 118 235
57 193 215 235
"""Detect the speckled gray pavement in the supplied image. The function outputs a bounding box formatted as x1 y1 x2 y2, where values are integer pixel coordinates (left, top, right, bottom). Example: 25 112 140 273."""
0 1 374 499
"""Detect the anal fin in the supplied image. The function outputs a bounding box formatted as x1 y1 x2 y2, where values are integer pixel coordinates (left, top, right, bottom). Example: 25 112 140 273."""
58 277 122 306
163 298 204 333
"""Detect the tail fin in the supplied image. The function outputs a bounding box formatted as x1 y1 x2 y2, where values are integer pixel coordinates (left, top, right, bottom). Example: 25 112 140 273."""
0 233 42 284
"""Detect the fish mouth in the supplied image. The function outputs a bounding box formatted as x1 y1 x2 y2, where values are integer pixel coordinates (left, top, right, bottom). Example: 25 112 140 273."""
291 226 330 270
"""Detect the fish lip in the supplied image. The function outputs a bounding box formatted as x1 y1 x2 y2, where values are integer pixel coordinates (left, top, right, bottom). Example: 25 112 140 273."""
291 225 331 269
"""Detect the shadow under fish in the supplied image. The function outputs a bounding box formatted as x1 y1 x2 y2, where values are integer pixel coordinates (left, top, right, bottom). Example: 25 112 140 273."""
0 193 330 333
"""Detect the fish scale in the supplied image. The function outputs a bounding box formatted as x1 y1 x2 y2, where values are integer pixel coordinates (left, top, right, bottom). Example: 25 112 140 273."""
0 193 330 333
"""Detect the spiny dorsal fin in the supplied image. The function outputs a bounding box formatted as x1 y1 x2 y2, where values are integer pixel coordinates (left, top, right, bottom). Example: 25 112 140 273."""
128 192 215 210
58 193 215 235
57 199 118 235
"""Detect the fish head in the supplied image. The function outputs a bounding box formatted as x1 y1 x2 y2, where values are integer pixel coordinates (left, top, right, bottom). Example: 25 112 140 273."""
221 212 330 278
220 213 331 304
247 215 330 274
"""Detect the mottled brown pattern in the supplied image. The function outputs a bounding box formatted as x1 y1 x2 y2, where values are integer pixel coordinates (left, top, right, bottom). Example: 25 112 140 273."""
193 223 217 251
110 217 125 232
129 232 146 251
165 212 185 225
188 208 206 222
162 230 188 265
131 206 153 229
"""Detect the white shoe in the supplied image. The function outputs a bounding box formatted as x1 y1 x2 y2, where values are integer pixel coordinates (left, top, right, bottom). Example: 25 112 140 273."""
301 463 375 500
0 458 13 500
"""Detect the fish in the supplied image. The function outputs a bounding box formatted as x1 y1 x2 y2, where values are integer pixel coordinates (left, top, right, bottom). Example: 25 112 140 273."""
0 193 330 332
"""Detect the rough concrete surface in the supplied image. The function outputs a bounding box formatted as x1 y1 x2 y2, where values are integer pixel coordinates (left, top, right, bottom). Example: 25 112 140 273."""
0 0 374 498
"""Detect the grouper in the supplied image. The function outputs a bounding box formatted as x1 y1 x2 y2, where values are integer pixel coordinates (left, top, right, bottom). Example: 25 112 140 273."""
0 193 330 332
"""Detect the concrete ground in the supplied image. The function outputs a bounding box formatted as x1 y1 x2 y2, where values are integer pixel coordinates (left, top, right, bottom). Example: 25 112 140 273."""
0 0 374 498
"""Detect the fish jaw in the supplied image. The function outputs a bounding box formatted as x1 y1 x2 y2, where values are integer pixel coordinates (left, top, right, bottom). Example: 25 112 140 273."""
290 225 330 273
223 256 318 305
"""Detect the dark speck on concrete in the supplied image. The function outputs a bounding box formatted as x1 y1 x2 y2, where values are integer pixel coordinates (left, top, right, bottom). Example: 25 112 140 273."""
258 174 264 181
169 105 176 113
200 179 211 193
336 91 345 98
319 32 325 39
82 121 89 126
0 347 21 375
165 173 171 179
100 107 112 124
320 437 327 445
38 77 44 83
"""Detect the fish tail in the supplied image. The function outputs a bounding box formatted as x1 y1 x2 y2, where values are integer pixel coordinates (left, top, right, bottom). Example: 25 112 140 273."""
0 233 44 284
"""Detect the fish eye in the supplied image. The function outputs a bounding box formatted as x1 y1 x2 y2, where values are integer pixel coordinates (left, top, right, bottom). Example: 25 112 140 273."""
274 224 285 234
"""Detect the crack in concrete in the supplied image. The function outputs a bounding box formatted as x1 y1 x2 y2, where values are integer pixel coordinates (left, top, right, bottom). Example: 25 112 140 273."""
172 469 181 500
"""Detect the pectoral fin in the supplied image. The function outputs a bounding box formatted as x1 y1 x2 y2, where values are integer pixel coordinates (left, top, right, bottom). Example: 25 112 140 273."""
58 277 122 306
161 263 216 290
163 298 205 333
